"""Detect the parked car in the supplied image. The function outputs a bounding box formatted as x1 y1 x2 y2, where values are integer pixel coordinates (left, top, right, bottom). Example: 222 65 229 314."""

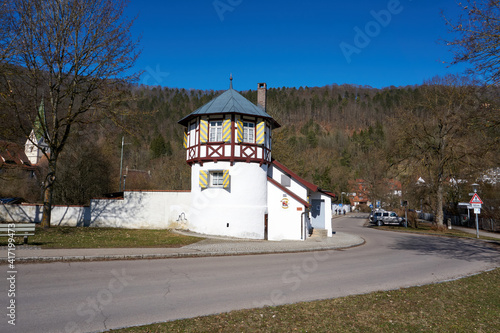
369 209 385 223
373 211 405 226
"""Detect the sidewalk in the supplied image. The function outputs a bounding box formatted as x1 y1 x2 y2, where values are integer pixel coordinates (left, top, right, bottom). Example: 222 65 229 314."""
0 231 365 263
452 226 500 239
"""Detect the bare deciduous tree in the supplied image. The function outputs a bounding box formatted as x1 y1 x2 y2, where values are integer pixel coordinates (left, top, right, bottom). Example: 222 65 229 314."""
389 75 484 228
0 0 140 228
444 0 500 85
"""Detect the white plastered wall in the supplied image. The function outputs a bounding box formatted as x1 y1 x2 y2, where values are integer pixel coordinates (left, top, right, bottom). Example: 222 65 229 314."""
90 191 191 229
267 180 307 241
190 161 268 239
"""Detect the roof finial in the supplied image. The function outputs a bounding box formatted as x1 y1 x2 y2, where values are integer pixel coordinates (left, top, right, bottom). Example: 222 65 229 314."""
230 73 233 89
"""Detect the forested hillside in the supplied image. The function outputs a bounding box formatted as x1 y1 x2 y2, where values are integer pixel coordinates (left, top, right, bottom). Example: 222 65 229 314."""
2 81 498 222
115 83 406 196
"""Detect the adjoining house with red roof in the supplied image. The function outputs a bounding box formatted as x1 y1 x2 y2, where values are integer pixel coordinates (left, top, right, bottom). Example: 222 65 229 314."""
0 140 43 202
268 160 335 240
0 140 40 179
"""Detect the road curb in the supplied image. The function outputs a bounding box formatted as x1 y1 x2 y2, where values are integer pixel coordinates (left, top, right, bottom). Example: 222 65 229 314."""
0 241 366 263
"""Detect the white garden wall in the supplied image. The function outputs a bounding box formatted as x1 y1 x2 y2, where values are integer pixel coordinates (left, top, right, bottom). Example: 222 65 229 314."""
0 190 191 229
0 204 89 226
91 190 191 229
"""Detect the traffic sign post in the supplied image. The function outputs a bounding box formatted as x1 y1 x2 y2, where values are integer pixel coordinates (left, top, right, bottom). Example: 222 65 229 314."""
469 193 483 205
469 193 483 239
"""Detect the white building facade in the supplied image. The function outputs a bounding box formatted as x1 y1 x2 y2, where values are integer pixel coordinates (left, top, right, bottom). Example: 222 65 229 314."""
2 83 335 240
178 82 334 240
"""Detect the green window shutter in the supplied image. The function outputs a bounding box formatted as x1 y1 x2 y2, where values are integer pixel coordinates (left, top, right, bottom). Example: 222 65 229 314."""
223 170 230 189
236 119 243 143
183 129 188 148
200 119 208 143
256 121 265 144
199 170 208 189
222 118 231 143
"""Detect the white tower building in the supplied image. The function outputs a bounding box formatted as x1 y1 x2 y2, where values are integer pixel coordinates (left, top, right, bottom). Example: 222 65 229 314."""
178 81 280 239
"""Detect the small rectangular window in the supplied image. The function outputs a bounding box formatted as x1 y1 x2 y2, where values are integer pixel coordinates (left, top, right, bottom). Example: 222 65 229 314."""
243 122 255 143
189 122 197 146
209 121 223 142
281 174 291 187
211 171 224 187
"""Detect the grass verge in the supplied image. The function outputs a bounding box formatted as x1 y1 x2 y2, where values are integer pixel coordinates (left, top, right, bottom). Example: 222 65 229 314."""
113 268 500 332
374 222 499 241
1 226 202 249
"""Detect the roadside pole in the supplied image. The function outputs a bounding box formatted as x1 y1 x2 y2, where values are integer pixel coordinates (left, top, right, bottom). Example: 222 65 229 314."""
469 185 483 239
475 212 479 239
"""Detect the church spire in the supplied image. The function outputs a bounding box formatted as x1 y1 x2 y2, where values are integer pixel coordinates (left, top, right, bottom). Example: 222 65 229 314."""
34 100 46 142
230 73 233 89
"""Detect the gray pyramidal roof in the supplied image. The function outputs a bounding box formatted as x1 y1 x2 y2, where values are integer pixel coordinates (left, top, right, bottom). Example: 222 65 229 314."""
178 88 280 128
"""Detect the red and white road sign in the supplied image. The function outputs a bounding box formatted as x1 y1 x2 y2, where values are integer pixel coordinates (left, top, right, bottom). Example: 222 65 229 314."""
469 193 483 205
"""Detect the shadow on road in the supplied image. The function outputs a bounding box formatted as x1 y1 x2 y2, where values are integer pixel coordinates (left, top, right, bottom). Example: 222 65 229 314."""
388 234 500 264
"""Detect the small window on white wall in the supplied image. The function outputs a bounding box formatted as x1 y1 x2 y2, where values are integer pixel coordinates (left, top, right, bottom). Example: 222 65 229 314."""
211 171 224 187
281 174 291 187
200 170 229 189
243 122 255 143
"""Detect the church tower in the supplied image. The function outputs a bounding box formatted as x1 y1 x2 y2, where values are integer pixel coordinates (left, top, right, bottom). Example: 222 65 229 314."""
178 80 280 239
25 100 50 165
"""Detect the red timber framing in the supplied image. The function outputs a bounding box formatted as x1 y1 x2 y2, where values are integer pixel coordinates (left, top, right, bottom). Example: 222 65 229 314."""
186 116 271 166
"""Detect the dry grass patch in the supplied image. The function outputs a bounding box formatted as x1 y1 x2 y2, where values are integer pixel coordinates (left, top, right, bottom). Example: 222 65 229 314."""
113 268 500 332
0 226 202 249
375 222 499 241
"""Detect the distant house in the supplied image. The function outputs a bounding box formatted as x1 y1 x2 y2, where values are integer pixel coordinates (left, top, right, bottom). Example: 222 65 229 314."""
349 179 369 208
0 140 41 201
0 140 37 176
1 101 49 200
349 178 402 209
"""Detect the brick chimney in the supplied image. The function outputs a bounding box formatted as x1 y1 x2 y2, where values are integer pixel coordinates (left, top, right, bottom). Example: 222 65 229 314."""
257 83 267 111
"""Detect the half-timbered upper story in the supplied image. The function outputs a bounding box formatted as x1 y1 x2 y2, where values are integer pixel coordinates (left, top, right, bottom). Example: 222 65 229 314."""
178 83 280 166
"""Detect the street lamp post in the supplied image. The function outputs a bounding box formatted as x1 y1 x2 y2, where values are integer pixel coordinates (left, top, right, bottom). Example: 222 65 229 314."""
119 136 125 192
119 136 131 192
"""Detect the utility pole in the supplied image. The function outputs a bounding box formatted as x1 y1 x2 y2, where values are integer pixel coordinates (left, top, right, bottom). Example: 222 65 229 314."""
119 136 124 192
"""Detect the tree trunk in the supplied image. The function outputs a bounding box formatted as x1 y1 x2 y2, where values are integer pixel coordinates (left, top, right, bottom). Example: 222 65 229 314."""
436 182 444 228
40 185 52 229
40 158 56 229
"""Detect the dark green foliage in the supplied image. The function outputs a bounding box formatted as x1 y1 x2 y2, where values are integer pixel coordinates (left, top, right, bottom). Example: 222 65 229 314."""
53 142 113 205
150 133 168 159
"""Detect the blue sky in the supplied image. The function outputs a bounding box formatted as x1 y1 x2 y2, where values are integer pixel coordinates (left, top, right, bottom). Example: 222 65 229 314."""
125 0 468 91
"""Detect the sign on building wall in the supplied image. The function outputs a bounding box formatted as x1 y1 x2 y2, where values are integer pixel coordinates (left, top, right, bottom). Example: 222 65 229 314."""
281 197 289 209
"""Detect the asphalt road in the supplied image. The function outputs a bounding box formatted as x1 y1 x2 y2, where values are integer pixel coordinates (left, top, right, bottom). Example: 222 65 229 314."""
1 215 499 333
